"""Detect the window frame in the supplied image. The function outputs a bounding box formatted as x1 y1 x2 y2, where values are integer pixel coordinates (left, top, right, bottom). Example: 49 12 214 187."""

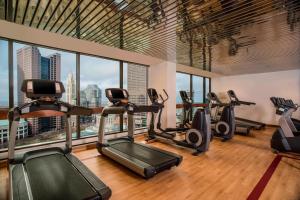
0 37 149 154
176 71 211 104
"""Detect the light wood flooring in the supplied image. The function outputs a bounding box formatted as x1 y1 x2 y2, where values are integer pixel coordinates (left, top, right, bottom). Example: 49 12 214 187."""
1 127 300 200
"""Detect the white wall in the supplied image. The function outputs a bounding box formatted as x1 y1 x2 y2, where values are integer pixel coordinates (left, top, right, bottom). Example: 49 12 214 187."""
212 69 300 125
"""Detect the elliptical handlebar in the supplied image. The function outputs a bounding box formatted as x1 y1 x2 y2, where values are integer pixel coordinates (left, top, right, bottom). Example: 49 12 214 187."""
162 89 169 100
158 89 169 104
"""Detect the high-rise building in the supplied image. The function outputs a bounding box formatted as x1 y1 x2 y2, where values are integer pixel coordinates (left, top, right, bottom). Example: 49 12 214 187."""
17 46 41 134
0 119 28 147
83 84 102 108
40 56 51 132
79 85 102 131
48 53 61 81
66 73 77 128
17 47 62 135
41 57 50 80
127 63 147 105
66 73 76 105
127 63 148 128
17 46 41 105
47 53 62 132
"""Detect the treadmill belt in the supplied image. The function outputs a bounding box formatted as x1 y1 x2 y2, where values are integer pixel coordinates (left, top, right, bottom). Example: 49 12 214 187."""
110 141 177 166
25 154 98 200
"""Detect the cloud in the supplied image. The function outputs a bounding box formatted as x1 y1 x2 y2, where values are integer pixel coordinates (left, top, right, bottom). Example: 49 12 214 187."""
80 55 119 90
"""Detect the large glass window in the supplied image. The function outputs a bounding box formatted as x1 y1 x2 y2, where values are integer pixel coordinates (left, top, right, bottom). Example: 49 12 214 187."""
176 73 190 124
0 39 149 151
13 42 77 147
80 55 120 137
0 40 8 108
0 40 9 149
192 75 204 103
176 72 211 124
123 62 148 130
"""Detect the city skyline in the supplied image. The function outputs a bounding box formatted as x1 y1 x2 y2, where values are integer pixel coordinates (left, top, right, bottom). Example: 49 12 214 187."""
0 42 122 106
0 42 196 107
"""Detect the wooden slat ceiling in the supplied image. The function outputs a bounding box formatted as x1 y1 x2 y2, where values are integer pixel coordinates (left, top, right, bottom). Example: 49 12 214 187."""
0 0 299 73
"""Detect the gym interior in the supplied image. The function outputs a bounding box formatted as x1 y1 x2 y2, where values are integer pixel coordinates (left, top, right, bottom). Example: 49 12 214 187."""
0 1 299 199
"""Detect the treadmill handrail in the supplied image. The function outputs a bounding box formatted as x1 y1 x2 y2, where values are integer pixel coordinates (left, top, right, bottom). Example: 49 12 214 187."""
8 99 92 161
227 90 256 106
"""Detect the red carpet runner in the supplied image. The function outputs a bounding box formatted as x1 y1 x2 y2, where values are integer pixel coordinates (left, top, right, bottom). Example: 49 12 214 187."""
247 155 282 200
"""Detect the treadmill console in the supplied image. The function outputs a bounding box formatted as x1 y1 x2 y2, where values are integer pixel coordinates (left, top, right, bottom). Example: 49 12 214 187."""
106 88 129 105
21 79 64 100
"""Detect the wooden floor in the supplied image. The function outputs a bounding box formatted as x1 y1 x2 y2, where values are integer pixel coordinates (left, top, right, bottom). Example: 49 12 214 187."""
1 127 300 200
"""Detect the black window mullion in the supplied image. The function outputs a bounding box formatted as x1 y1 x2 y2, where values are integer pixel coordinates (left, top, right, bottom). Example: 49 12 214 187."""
190 74 193 120
203 77 206 103
190 74 193 100
76 53 80 139
209 78 211 93
8 40 13 129
119 60 123 132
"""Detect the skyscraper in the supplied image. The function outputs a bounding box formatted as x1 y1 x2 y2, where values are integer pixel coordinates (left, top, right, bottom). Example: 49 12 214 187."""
48 53 61 81
83 84 102 108
66 73 76 105
17 46 41 134
17 47 62 135
41 57 50 80
17 46 41 105
127 63 147 105
47 53 62 132
127 63 148 128
66 73 77 128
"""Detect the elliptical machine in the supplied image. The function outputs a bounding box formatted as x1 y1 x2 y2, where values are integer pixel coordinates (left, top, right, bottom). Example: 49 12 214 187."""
207 92 236 141
270 97 300 153
179 90 193 128
147 88 212 155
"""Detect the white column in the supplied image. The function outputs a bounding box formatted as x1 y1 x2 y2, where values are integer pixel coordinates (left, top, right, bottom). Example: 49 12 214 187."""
148 61 177 129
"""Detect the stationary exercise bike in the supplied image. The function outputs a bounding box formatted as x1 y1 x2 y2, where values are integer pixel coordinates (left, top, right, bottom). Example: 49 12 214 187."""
207 92 236 141
147 88 212 155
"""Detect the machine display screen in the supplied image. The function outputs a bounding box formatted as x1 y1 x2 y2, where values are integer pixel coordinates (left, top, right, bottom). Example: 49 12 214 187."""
110 89 126 99
33 81 56 94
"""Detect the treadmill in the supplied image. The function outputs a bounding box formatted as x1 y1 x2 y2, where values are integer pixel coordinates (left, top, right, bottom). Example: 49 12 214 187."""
8 79 111 200
207 92 253 135
227 90 266 130
97 88 182 179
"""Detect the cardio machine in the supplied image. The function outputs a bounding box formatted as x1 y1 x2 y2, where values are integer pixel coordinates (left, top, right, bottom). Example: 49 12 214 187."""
207 92 236 141
207 92 254 136
179 90 193 128
270 97 300 153
227 90 265 130
276 98 300 130
97 88 182 179
147 88 212 155
8 79 111 200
